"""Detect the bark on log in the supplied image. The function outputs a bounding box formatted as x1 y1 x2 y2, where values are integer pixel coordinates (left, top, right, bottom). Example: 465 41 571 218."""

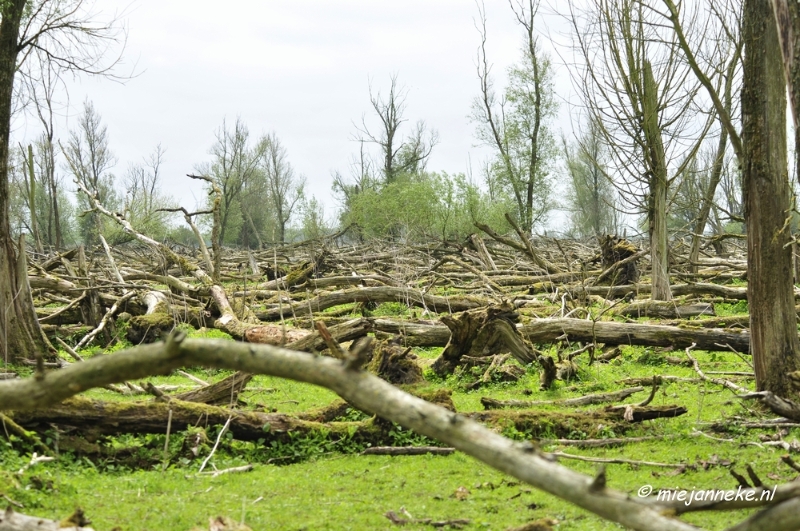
373 317 751 353
520 318 750 354
0 507 94 531
256 286 487 321
372 318 451 347
285 318 372 353
616 301 715 319
173 371 253 405
9 396 355 443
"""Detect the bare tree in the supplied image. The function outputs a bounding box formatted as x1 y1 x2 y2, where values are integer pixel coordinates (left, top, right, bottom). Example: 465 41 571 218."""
123 143 174 240
356 75 437 184
472 0 558 235
197 118 266 247
259 132 304 244
564 116 618 238
61 99 117 245
566 0 711 300
656 0 743 271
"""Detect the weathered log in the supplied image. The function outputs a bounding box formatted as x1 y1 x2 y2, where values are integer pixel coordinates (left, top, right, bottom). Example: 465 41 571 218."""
372 316 751 353
257 286 487 321
9 396 357 443
616 301 715 319
520 318 750 353
467 405 687 437
0 507 94 531
285 317 372 353
541 282 750 301
372 318 451 346
481 387 646 410
210 285 310 343
173 371 253 405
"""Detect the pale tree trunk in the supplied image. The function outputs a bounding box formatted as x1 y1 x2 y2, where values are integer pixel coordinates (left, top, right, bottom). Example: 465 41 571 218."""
642 60 672 301
0 0 56 364
743 0 800 396
688 127 728 271
25 145 43 253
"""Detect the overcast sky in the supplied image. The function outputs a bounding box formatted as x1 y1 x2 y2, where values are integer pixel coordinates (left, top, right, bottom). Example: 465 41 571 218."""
18 0 578 227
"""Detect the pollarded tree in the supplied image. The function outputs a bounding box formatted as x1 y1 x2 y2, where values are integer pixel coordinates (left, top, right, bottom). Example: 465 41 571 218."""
472 0 558 235
567 0 712 300
0 0 125 363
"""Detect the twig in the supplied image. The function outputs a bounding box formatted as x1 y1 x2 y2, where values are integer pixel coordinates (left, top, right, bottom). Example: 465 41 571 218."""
198 415 232 474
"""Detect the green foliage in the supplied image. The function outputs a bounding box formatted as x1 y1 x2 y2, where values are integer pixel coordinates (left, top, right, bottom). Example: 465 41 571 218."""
343 172 512 241
716 300 748 316
297 194 330 241
472 23 559 233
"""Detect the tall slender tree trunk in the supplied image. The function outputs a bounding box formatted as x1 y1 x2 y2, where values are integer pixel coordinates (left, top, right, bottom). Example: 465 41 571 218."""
642 60 672 301
743 0 800 396
688 127 729 271
0 0 56 364
25 145 43 253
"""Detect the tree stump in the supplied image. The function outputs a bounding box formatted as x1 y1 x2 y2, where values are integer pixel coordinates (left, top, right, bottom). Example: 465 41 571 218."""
599 235 639 285
431 302 538 377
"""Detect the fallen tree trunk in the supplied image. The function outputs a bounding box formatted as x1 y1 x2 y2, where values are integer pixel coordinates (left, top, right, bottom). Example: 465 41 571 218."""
0 508 94 531
616 301 715 319
9 396 358 443
372 318 451 347
173 371 253 405
256 286 488 321
373 316 751 353
481 387 645 410
520 318 751 353
558 282 750 300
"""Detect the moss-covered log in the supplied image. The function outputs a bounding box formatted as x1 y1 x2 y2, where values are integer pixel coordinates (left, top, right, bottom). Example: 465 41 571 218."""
9 396 370 444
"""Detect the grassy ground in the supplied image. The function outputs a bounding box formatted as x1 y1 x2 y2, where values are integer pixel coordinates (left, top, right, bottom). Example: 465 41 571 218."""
1 302 796 530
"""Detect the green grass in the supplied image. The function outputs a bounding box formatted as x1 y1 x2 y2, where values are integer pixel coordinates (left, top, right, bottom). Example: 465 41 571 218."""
2 337 794 530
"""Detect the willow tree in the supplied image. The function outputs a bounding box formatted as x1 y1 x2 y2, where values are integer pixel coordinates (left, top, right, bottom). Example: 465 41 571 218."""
0 0 124 364
567 0 711 300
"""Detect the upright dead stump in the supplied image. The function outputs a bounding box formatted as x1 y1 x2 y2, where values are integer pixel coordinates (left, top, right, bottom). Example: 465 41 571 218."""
431 302 539 378
367 338 425 385
599 235 639 285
